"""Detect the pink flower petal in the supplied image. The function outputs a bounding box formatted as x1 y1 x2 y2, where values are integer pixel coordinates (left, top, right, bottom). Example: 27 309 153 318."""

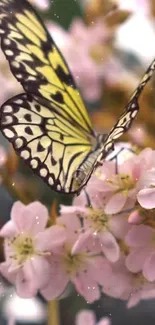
72 270 100 303
105 192 127 214
72 230 94 255
127 291 141 308
137 188 155 209
128 210 143 224
102 271 131 300
76 310 95 325
31 256 51 288
86 257 112 286
137 168 155 189
0 220 16 237
36 225 66 251
125 249 150 273
41 255 69 300
108 213 130 239
58 213 81 245
99 231 120 262
142 283 155 299
73 191 88 207
11 201 48 234
125 225 153 247
16 269 38 298
143 252 155 281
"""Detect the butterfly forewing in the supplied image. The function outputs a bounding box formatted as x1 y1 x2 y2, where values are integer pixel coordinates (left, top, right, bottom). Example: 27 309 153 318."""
0 0 93 135
102 58 155 156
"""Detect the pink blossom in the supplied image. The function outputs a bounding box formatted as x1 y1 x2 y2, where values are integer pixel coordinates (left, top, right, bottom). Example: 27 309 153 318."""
63 205 130 263
0 201 66 298
47 19 113 102
76 310 111 325
127 276 155 308
102 256 155 308
76 147 155 215
102 257 132 301
125 225 155 281
41 213 112 303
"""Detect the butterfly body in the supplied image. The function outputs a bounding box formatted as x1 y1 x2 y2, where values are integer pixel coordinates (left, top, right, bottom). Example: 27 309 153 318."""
0 0 155 194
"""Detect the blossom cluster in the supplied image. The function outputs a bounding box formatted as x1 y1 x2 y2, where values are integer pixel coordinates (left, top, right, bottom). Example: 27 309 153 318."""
1 144 155 308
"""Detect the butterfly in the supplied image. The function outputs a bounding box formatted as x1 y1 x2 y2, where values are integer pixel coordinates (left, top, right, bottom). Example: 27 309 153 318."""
0 0 154 194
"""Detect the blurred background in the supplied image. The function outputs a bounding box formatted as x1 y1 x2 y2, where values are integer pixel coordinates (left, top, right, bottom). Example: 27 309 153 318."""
1 0 155 324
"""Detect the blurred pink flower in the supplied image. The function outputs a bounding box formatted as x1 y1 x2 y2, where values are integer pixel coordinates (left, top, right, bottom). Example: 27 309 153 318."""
8 316 15 325
0 145 7 167
76 310 111 325
30 0 50 10
47 19 113 102
117 0 149 15
128 125 147 146
0 51 21 105
41 213 112 303
0 201 66 298
125 224 155 281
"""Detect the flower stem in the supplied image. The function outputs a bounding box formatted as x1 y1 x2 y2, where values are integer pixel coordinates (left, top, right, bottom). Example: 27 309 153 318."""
48 300 60 325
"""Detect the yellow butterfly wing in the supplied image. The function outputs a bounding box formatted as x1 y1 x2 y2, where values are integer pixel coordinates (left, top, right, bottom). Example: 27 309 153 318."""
0 93 95 193
0 0 93 135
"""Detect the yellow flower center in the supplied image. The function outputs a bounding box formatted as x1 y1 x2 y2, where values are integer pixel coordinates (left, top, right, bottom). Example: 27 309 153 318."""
63 250 86 276
8 234 35 266
133 272 148 287
107 174 136 196
87 208 108 232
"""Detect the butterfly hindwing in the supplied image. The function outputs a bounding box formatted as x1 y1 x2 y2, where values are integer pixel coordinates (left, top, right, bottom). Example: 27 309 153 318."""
0 0 93 135
0 93 93 193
